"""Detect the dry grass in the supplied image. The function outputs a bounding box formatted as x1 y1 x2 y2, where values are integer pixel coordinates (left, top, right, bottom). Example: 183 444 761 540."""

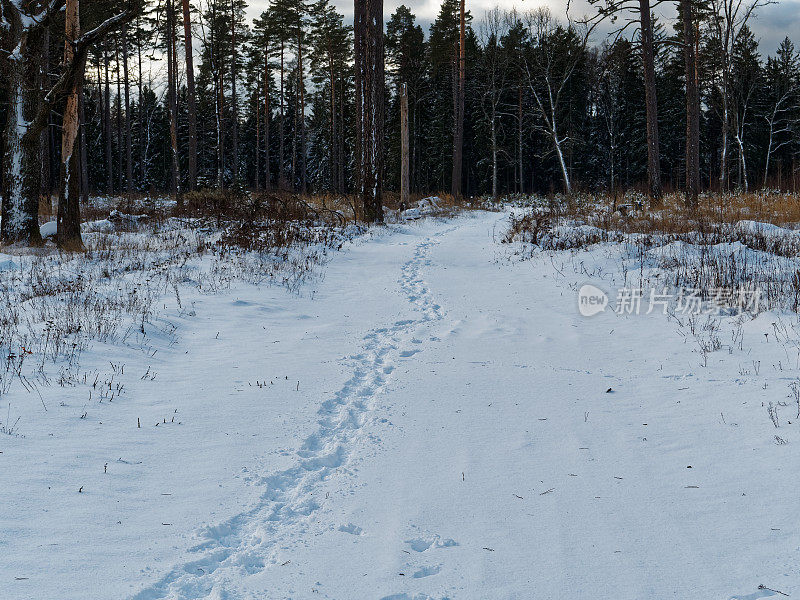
559 190 800 236
505 190 800 314
2 191 366 404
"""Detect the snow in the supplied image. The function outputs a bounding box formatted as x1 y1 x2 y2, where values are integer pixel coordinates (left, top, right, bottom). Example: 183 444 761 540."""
81 218 115 233
402 197 443 221
39 220 57 238
3 211 800 599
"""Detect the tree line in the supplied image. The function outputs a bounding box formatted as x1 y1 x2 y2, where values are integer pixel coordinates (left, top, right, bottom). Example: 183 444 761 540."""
1 0 798 247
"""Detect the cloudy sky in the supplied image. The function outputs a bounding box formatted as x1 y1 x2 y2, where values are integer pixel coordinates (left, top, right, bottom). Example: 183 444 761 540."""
244 0 800 56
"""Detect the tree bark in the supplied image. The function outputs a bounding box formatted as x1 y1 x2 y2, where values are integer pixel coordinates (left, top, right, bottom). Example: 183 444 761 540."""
79 90 89 205
230 0 239 183
400 82 410 206
39 27 51 213
518 84 523 193
104 42 113 194
2 67 44 245
137 16 146 187
57 0 83 249
682 0 700 207
210 0 224 188
639 0 662 201
451 0 465 199
181 0 198 191
278 41 286 189
354 0 384 222
0 5 49 245
115 35 123 192
166 0 181 204
298 32 306 194
123 23 133 193
264 51 271 191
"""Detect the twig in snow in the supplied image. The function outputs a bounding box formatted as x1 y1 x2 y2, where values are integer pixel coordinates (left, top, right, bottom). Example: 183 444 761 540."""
759 584 789 596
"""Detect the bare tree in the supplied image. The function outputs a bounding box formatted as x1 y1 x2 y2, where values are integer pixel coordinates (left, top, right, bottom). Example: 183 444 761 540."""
521 8 591 195
706 0 773 189
477 8 510 199
585 0 664 201
763 89 799 188
596 44 624 193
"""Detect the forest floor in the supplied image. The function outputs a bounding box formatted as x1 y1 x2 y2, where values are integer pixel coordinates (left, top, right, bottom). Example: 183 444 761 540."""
2 207 800 599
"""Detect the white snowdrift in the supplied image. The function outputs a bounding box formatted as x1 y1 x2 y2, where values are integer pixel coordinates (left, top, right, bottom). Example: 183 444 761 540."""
402 196 443 220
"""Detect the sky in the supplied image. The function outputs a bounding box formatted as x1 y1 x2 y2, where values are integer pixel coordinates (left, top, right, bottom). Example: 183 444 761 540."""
245 0 800 57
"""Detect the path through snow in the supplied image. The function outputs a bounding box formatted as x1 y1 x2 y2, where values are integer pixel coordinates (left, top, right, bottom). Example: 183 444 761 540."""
4 212 800 600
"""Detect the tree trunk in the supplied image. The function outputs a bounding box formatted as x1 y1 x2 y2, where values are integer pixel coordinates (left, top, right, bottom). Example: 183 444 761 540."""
518 84 523 193
166 0 181 204
230 0 239 184
354 0 384 222
338 79 345 193
299 33 306 194
736 129 748 192
451 0 465 199
104 42 113 194
256 88 261 190
639 0 662 201
39 27 51 213
80 90 89 205
400 83 410 206
115 35 123 193
123 23 133 193
491 102 498 199
210 1 224 188
0 10 49 246
57 0 84 250
264 51 271 191
2 68 44 245
182 0 198 191
328 50 336 191
552 122 571 194
137 17 146 187
682 0 700 207
279 42 286 189
720 72 729 190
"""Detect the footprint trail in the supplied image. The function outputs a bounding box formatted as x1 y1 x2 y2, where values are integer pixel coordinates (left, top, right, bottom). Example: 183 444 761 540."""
132 227 453 600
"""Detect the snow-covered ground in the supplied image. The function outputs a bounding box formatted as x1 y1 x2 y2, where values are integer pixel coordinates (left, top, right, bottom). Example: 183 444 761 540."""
3 210 800 599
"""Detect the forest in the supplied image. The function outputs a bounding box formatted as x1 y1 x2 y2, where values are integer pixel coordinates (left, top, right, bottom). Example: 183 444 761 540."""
7 2 800 598
0 0 797 247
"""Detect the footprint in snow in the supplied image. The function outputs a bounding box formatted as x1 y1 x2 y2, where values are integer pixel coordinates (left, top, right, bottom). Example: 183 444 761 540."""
412 564 442 579
338 523 364 536
405 535 458 552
